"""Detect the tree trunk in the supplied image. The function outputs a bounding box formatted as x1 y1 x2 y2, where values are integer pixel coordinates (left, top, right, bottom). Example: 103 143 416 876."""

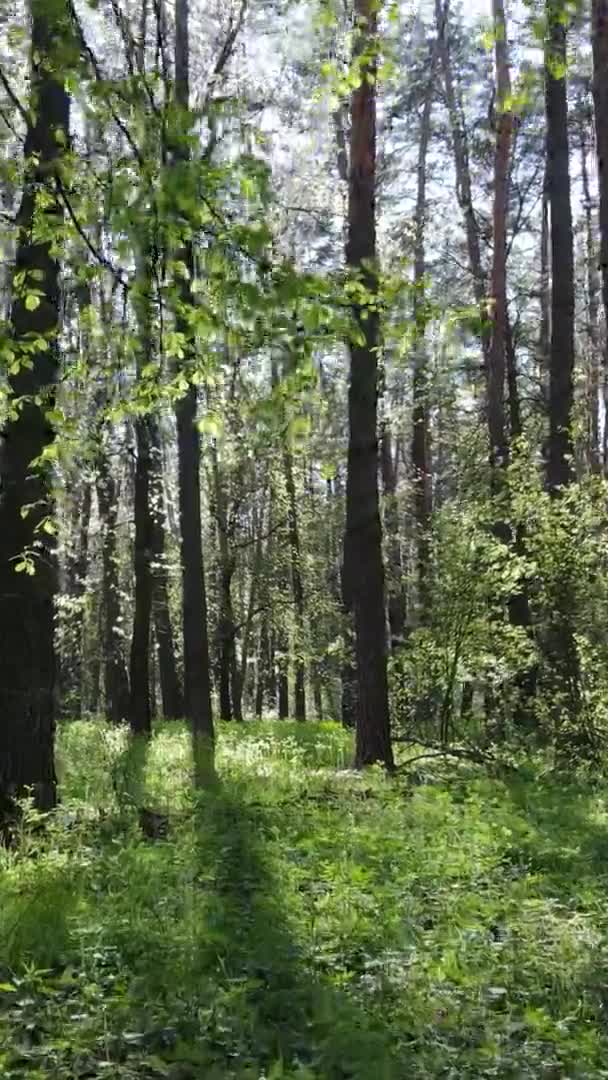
505 311 522 441
579 117 601 473
0 0 70 815
284 449 306 721
543 7 580 737
437 0 489 370
150 420 184 718
344 0 393 769
233 497 266 721
210 443 238 722
277 636 290 720
539 167 551 405
487 0 513 473
411 37 440 622
545 15 575 492
592 0 608 426
96 438 130 725
254 619 267 718
380 425 406 645
175 0 214 774
129 411 153 736
61 481 92 717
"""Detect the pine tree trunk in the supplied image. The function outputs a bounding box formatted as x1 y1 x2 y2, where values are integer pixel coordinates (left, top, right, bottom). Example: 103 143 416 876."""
411 39 439 621
344 0 393 769
437 0 489 370
488 0 512 473
592 0 608 354
175 0 214 772
380 426 406 645
545 16 575 492
591 0 608 472
543 8 580 737
580 120 601 473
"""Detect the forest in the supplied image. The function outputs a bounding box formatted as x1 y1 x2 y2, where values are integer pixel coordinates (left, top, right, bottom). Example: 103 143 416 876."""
1 0 608 1074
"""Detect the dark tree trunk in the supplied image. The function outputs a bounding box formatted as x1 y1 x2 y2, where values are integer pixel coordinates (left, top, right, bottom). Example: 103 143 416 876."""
129 412 153 736
542 7 580 736
411 37 439 622
210 444 238 722
592 0 608 340
255 620 266 719
380 426 406 645
255 615 272 718
592 0 608 471
487 0 513 473
0 0 69 814
539 167 551 404
545 16 576 492
277 646 290 720
344 0 393 769
175 0 214 773
579 118 601 473
149 420 184 718
284 449 306 721
175 385 214 746
61 481 91 717
233 497 266 721
505 312 522 442
312 669 324 720
437 0 489 370
96 441 130 725
216 564 236 722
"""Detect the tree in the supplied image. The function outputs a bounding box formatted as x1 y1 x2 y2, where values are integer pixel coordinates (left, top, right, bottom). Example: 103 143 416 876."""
411 33 440 620
487 0 513 473
344 0 394 769
174 0 214 773
541 0 580 735
0 0 70 814
545 5 575 492
96 420 130 726
592 0 608 402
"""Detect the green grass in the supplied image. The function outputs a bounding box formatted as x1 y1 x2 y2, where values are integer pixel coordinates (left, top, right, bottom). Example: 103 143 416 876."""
2 720 608 1077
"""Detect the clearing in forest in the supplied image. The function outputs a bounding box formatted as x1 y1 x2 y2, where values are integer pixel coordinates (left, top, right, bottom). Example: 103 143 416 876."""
1 720 608 1078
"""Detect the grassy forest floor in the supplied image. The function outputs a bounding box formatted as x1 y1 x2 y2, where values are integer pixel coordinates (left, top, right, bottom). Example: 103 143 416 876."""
2 722 608 1078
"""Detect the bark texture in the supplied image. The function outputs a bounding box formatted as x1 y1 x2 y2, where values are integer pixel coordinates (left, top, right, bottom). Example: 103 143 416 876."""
344 0 393 769
0 0 70 812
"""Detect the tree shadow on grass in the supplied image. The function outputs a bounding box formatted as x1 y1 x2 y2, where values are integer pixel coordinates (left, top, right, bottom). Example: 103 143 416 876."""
501 772 608 896
174 778 401 1079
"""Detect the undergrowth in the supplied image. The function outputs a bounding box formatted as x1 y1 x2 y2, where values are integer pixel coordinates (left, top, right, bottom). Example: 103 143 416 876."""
1 720 608 1077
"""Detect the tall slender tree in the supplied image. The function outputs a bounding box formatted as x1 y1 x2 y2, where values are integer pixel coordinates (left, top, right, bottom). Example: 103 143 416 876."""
592 0 608 430
411 34 440 620
545 6 575 491
0 0 70 814
487 0 513 473
174 0 214 773
344 0 393 769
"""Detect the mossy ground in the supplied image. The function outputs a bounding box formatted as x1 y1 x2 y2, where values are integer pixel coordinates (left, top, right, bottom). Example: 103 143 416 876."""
1 720 608 1078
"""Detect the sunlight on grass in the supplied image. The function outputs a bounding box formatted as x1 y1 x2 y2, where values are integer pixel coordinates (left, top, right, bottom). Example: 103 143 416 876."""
1 721 608 1077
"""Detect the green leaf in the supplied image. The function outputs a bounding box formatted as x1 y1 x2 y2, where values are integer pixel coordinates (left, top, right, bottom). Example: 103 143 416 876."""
25 294 41 311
